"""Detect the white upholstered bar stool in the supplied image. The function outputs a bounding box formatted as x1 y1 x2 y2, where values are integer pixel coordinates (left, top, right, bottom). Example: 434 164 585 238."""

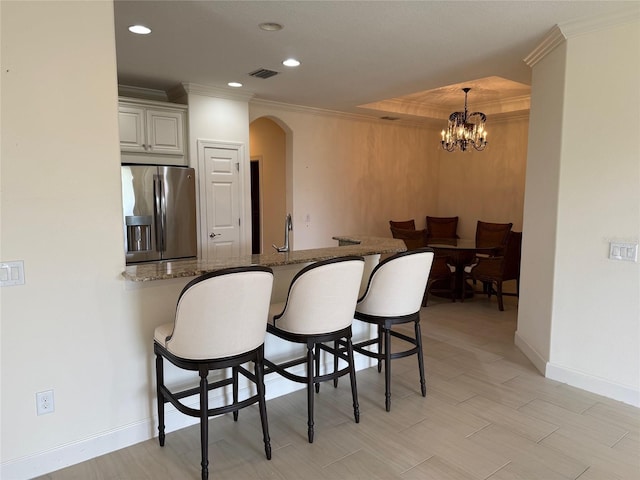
154 266 274 480
352 248 434 411
264 256 365 443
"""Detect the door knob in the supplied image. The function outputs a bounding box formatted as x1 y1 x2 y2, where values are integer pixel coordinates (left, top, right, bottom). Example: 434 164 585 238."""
209 232 221 238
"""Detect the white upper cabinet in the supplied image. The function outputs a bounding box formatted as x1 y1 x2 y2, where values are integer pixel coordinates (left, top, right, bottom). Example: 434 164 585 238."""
145 109 184 155
118 104 146 152
118 98 187 164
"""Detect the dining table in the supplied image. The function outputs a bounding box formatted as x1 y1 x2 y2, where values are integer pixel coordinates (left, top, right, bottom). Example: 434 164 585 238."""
426 238 500 299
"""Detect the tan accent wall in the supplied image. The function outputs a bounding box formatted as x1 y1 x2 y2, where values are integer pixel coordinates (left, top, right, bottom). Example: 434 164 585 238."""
249 118 287 253
249 103 528 247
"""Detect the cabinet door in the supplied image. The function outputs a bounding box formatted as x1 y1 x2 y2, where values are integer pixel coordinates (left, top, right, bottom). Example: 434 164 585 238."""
118 105 146 153
145 109 184 155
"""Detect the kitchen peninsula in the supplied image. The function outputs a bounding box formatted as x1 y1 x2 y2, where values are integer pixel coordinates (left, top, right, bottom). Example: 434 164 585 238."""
120 235 406 440
122 235 405 282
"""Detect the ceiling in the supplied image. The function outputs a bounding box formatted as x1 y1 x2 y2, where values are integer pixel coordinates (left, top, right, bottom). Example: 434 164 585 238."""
113 0 634 122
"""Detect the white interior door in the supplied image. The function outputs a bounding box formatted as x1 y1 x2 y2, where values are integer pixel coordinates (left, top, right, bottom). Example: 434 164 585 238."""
203 146 240 259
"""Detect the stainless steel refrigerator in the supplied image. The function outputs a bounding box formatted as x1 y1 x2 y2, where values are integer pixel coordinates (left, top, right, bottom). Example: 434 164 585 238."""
121 165 197 264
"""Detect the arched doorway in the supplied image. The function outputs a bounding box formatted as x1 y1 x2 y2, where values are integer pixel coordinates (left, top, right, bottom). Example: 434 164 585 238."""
249 117 287 254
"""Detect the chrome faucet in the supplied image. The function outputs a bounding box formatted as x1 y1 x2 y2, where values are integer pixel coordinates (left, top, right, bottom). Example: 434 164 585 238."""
273 213 293 253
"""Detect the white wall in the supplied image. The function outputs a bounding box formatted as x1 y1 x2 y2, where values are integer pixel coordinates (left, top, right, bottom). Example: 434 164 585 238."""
1 0 138 468
184 88 253 255
551 21 640 402
517 19 640 405
515 43 567 372
0 4 233 478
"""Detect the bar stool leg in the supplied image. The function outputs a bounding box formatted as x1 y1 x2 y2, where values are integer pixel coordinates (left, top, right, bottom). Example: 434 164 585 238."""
415 320 426 397
333 340 339 387
384 326 392 412
314 343 321 393
255 348 272 460
232 366 239 421
346 336 360 423
155 353 166 446
377 325 383 372
306 343 315 443
199 369 209 480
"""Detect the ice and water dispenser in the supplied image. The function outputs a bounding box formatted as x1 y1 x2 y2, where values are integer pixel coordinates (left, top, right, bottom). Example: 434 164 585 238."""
125 215 152 253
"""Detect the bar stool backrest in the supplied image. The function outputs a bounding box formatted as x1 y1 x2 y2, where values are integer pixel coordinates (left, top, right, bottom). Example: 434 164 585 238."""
357 249 435 317
274 256 364 335
166 266 274 359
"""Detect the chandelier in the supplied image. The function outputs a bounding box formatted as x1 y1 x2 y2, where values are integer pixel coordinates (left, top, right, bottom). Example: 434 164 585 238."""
440 88 488 152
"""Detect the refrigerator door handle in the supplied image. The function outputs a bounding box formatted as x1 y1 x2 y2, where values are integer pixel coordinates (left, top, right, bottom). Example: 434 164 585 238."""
154 174 166 252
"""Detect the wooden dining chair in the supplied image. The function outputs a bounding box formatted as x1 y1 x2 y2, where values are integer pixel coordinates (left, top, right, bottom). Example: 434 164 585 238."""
389 219 416 230
422 255 456 306
462 231 522 310
389 222 453 304
425 216 459 241
390 226 426 251
475 220 513 252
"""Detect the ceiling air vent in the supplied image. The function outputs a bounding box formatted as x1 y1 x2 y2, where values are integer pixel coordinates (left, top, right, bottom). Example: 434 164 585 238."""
249 68 279 79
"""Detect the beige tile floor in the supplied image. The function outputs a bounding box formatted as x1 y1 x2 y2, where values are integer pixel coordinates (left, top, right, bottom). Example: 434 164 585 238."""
36 293 640 480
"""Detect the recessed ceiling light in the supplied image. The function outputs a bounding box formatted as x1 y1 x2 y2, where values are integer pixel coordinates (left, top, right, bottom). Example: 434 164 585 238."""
282 58 301 67
228 82 243 88
128 25 151 35
259 22 283 31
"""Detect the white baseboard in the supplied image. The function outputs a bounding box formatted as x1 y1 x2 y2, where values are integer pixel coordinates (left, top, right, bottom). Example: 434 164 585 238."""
514 330 639 408
514 330 547 375
1 355 373 480
545 362 640 408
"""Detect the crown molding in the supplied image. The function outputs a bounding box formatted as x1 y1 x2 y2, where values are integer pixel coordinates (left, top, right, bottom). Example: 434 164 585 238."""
524 6 640 67
559 5 640 39
118 85 169 102
359 94 530 120
524 25 566 67
251 98 437 127
252 98 381 121
362 98 451 120
176 82 255 102
250 98 528 129
490 111 530 124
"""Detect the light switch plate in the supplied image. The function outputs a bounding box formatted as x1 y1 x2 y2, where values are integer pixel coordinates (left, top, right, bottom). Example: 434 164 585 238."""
0 261 25 286
609 242 638 262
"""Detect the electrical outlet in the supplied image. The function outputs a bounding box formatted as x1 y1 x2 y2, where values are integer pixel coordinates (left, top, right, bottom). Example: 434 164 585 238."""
36 390 55 415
